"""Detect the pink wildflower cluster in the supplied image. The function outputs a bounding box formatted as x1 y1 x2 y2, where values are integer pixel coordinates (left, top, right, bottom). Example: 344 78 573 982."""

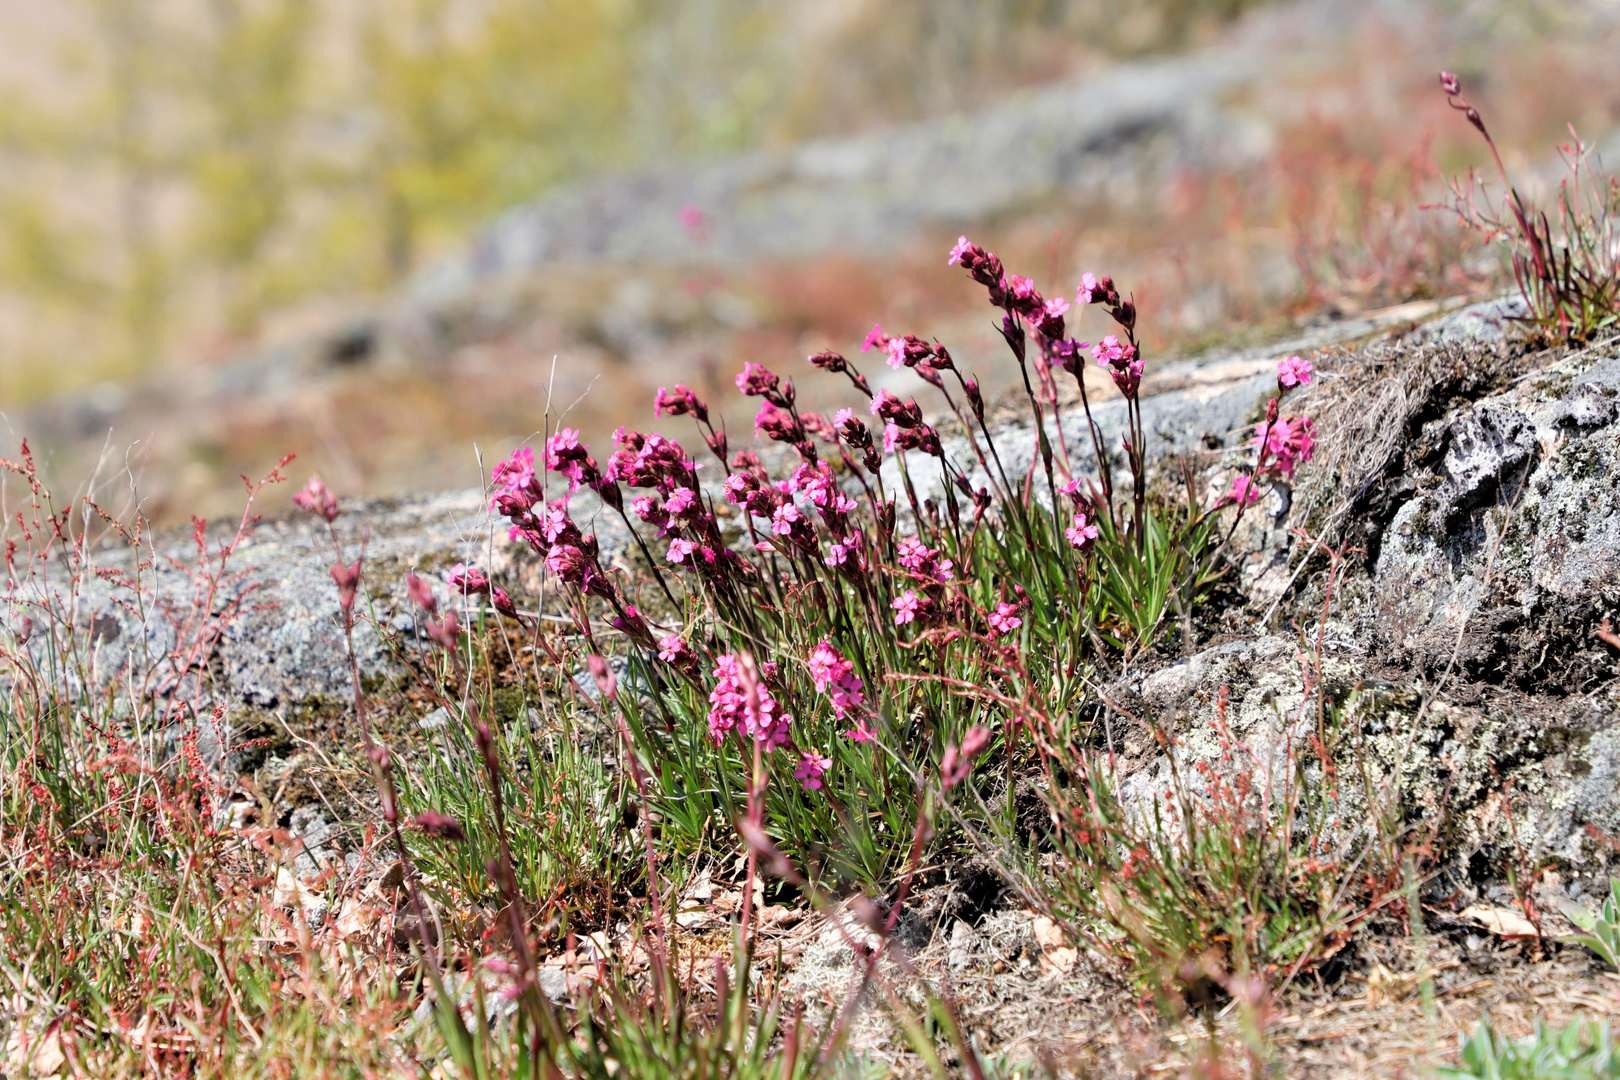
724 444 869 567
950 238 1144 398
1065 512 1099 552
878 331 957 388
1253 413 1316 481
1092 335 1143 399
868 389 942 458
707 654 792 750
608 424 751 582
654 384 709 423
1058 480 1100 553
543 428 609 497
1221 356 1318 509
892 590 928 625
948 236 1074 344
486 447 614 597
807 640 866 719
897 537 954 583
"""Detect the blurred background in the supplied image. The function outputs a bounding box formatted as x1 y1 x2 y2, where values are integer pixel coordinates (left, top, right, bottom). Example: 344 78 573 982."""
0 0 1616 522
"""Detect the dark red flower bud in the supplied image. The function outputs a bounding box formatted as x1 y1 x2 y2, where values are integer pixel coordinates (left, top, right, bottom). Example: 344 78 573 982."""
415 811 465 842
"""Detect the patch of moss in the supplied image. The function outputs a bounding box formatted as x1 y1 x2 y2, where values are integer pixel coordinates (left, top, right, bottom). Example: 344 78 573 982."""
493 685 529 725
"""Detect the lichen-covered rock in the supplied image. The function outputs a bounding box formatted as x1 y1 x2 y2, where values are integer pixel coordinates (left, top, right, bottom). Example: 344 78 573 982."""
1120 631 1620 892
1373 351 1620 687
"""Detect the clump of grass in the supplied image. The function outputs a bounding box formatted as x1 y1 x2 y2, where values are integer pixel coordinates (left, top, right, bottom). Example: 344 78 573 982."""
1440 71 1620 344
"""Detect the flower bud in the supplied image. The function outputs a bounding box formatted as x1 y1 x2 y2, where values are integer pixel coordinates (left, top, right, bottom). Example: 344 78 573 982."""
405 572 437 614
587 654 617 699
415 811 465 842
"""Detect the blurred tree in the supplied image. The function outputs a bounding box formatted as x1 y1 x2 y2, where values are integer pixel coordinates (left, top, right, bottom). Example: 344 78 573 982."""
352 0 633 279
184 0 315 333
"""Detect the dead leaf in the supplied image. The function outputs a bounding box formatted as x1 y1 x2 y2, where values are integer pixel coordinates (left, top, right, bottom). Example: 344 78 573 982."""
1460 903 1540 939
273 866 324 916
674 908 720 930
1030 913 1078 975
5 1021 65 1077
332 896 383 938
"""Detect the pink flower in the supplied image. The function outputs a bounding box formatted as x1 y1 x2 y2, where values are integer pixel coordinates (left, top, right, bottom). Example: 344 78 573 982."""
1065 512 1099 552
824 533 864 570
1003 274 1037 302
658 634 690 665
1253 415 1315 480
1277 355 1314 389
293 476 340 523
987 602 1023 637
771 502 805 537
795 750 832 792
885 336 908 370
844 719 877 743
655 384 709 422
1043 296 1071 320
546 544 588 580
947 235 973 266
892 590 922 625
666 538 699 564
538 501 579 545
1076 272 1114 306
665 486 698 518
492 446 537 494
861 323 888 353
1226 474 1263 507
1093 335 1144 397
808 640 866 718
833 407 854 427
1092 335 1127 365
707 653 792 749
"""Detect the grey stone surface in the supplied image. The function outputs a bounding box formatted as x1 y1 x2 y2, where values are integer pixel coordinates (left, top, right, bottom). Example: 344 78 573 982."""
1373 340 1620 683
1114 628 1620 886
412 50 1271 304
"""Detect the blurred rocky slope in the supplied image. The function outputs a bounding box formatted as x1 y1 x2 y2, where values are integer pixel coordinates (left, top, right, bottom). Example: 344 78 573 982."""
15 0 1618 522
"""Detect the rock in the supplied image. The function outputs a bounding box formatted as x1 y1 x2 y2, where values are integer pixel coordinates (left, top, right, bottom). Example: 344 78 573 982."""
1373 349 1620 687
1117 630 1620 887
